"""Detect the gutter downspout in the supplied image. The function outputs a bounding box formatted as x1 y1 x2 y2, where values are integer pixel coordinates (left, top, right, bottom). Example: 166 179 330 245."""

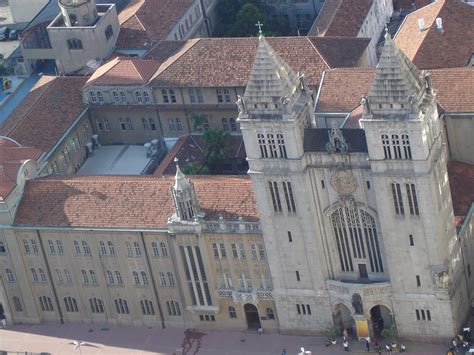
36 230 64 324
140 231 165 329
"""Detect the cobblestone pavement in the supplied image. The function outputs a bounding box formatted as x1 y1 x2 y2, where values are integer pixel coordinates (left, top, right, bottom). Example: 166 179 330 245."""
0 323 450 354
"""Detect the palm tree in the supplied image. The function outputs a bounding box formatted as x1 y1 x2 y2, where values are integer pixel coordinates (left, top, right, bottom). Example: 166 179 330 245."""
202 129 230 168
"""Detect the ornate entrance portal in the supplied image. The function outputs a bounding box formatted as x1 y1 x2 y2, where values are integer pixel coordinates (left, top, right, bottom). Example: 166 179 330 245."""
244 303 261 330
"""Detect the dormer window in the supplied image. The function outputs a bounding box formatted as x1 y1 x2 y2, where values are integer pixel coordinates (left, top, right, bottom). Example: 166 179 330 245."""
143 91 150 103
89 91 96 103
135 91 143 103
120 91 127 103
97 91 104 103
112 91 119 103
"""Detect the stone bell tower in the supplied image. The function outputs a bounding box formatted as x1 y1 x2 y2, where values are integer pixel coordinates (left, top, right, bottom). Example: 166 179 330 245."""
59 0 98 27
170 158 201 222
360 32 462 339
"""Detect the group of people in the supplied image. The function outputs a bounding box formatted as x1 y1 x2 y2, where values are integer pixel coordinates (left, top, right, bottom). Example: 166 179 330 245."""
447 326 471 354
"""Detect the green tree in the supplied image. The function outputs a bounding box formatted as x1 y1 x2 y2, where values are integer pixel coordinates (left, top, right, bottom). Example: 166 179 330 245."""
190 112 205 131
202 129 230 167
231 3 264 37
181 162 209 175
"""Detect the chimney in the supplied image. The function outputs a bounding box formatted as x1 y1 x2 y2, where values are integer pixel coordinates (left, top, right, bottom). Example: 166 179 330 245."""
435 17 444 33
418 18 425 31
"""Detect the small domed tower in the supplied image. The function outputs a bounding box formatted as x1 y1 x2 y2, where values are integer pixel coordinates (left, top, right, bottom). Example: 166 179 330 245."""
59 0 98 27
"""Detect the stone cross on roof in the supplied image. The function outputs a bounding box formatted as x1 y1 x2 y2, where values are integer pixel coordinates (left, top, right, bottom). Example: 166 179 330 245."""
255 21 263 36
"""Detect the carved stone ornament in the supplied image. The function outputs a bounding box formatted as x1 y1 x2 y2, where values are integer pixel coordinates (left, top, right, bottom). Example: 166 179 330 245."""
432 271 449 289
236 95 247 114
330 170 357 195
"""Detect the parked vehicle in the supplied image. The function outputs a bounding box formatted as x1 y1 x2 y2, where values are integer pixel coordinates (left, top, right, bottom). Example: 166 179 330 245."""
8 29 18 40
0 27 10 41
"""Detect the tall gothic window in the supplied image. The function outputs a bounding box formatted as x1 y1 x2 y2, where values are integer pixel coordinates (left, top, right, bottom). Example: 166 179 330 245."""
269 181 282 212
277 134 287 158
391 183 405 215
402 134 412 159
382 134 391 159
258 134 268 158
331 206 383 273
392 134 402 159
406 183 420 216
282 181 296 213
267 134 277 158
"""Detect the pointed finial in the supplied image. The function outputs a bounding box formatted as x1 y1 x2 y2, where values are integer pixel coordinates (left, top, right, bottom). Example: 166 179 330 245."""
174 157 185 180
255 21 263 37
384 26 391 41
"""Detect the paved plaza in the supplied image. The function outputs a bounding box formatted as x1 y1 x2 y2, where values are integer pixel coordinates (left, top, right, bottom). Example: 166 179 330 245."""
0 323 450 354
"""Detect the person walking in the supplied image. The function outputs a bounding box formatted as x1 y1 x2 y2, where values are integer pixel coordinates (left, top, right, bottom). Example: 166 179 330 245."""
400 344 406 352
281 349 286 355
343 339 349 352
365 338 370 352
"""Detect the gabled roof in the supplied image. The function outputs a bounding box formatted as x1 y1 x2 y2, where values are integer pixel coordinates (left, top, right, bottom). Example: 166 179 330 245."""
145 36 369 88
308 0 374 37
86 57 163 86
14 175 258 228
0 76 88 153
430 67 474 113
116 0 194 49
316 68 375 113
395 0 474 69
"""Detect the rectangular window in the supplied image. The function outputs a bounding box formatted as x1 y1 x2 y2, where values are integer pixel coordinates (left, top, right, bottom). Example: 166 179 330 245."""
223 88 231 102
282 181 296 213
409 234 414 246
269 181 282 212
426 310 431 321
216 89 223 103
296 270 300 281
416 309 420 320
288 231 293 242
391 183 405 215
169 90 176 103
382 134 391 159
250 244 257 259
104 118 110 131
416 275 421 287
196 88 203 103
96 120 103 131
168 118 175 132
162 90 169 103
421 309 426 321
189 89 196 103
219 243 227 258
176 118 183 131
126 118 133 131
257 244 265 260
56 240 64 254
296 304 301 315
212 243 219 259
306 304 311 315
406 183 420 216
366 181 371 190
321 180 325 189
149 118 156 131
134 242 141 256
239 243 246 259
142 118 149 131
23 239 30 254
119 118 126 131
120 91 127 103
31 240 38 253
48 240 56 254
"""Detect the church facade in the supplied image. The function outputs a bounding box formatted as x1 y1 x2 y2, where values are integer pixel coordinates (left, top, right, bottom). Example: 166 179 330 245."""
0 33 472 342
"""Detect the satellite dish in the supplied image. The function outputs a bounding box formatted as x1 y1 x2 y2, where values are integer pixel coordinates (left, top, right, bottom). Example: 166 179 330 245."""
86 59 100 69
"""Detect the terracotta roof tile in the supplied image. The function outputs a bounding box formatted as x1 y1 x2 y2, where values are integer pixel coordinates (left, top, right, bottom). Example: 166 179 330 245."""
395 0 474 69
430 67 474 112
393 0 434 11
116 0 194 49
86 57 163 86
0 76 88 152
316 68 375 112
308 0 374 37
14 175 258 228
448 161 474 229
147 37 369 87
154 135 246 176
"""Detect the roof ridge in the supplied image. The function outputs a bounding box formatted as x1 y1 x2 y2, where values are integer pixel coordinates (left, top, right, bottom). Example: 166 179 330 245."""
305 37 331 70
130 60 144 82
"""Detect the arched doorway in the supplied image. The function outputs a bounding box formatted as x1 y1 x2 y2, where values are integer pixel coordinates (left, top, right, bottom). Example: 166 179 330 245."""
370 305 393 338
334 303 355 337
244 303 261 330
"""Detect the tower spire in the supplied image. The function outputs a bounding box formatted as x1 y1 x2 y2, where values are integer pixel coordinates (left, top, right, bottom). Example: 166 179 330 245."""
365 30 427 118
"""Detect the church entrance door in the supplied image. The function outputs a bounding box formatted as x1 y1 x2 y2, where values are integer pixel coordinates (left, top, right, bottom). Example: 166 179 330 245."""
370 305 393 338
244 303 261 330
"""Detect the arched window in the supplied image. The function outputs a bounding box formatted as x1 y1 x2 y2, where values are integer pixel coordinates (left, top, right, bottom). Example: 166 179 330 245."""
99 241 107 255
64 296 79 312
228 306 237 318
391 134 401 159
152 242 159 256
107 241 115 256
141 271 149 285
140 299 155 315
112 91 119 103
89 270 97 284
89 91 96 103
13 296 22 312
167 272 175 286
135 91 143 103
132 271 140 285
267 133 277 158
81 270 89 284
331 206 383 274
160 242 168 257
97 91 104 103
381 134 391 159
82 241 90 255
276 133 287 158
115 271 123 284
106 270 114 284
89 298 104 313
31 268 38 282
73 240 81 255
166 300 181 316
115 298 129 314
230 118 237 132
266 307 275 320
39 296 53 311
222 118 229 131
143 91 150 103
39 268 46 283
258 133 268 158
402 134 412 159
67 38 83 50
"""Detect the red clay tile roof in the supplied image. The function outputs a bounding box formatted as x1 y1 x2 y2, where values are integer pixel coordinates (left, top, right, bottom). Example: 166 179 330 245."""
14 175 258 228
316 68 375 112
315 66 474 114
146 36 369 87
0 146 42 200
154 135 246 176
308 0 374 37
430 67 474 112
393 0 434 11
395 0 474 69
0 76 88 153
116 0 194 49
86 57 163 86
448 161 474 229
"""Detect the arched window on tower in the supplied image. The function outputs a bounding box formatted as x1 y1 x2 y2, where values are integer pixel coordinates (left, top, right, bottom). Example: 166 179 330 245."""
382 134 391 159
402 134 412 159
391 134 402 159
258 133 268 158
